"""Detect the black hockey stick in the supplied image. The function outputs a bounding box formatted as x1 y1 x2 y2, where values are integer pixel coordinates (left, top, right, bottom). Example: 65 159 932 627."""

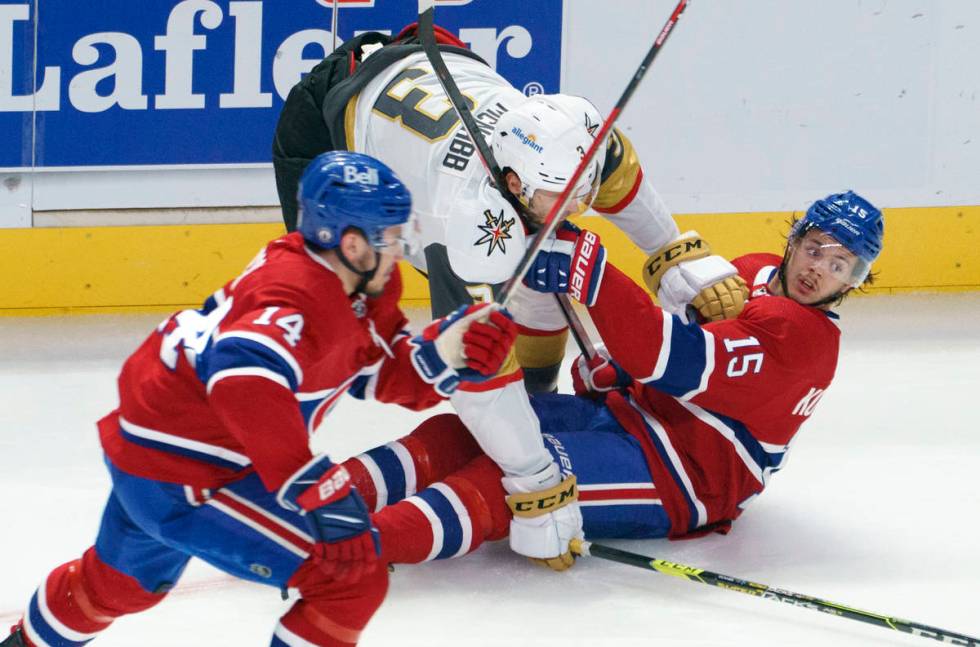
570 539 979 645
416 6 595 356
492 0 691 306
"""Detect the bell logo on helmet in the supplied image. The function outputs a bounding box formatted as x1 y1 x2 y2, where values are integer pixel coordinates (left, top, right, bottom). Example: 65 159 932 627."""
298 151 411 252
343 165 380 186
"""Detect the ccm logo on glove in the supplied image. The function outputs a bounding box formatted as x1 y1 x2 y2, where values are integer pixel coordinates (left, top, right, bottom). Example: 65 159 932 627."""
510 479 577 515
570 231 600 303
645 237 705 278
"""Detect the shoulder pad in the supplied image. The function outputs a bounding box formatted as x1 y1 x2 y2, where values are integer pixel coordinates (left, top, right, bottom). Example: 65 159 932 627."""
445 180 527 285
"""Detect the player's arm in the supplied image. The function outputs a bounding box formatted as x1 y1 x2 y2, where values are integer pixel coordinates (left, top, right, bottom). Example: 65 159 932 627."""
424 193 584 570
363 303 519 406
521 226 709 383
200 305 386 584
334 265 516 409
524 231 804 414
592 129 747 322
199 305 322 490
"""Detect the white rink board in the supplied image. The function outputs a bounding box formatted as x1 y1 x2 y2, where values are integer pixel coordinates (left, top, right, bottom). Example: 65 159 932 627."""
0 295 978 646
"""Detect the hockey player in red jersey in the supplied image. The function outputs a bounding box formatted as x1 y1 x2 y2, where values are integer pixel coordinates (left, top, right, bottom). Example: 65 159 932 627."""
2 151 518 647
273 23 749 572
322 191 885 566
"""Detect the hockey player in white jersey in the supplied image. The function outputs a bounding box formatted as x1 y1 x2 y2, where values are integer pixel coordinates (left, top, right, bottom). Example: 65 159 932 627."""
272 24 747 569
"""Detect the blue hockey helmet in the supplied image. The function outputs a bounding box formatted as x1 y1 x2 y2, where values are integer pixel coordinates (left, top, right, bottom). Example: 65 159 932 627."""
790 190 884 286
297 151 413 251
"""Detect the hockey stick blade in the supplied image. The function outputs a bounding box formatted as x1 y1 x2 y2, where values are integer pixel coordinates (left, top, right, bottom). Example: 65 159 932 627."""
570 539 979 646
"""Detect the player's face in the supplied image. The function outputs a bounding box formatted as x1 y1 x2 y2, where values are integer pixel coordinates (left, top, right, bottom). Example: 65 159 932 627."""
782 230 856 305
362 225 406 297
526 185 595 227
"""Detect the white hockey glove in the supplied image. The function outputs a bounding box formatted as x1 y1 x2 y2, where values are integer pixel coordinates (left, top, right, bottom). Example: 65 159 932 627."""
503 462 583 572
643 231 748 323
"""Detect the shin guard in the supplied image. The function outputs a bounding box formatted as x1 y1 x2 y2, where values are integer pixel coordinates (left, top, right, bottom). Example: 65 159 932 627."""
275 561 389 647
21 548 166 647
372 455 509 563
344 413 482 512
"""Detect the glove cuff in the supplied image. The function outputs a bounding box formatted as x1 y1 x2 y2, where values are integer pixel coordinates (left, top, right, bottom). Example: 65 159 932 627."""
277 454 337 512
409 336 461 396
505 473 578 519
643 231 711 294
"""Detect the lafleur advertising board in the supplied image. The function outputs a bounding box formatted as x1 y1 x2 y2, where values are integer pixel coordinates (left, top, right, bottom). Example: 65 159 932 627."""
0 0 562 170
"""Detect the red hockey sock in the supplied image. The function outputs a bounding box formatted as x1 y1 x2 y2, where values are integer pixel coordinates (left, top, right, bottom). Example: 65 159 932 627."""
344 413 484 511
20 547 166 647
373 455 509 563
277 561 389 646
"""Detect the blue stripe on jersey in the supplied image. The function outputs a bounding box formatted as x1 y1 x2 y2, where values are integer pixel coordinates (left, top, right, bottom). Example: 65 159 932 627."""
348 374 370 400
417 488 463 559
647 316 708 397
710 409 788 474
199 336 299 391
200 293 219 314
364 445 407 504
27 590 93 647
298 397 322 426
119 426 249 471
638 414 702 533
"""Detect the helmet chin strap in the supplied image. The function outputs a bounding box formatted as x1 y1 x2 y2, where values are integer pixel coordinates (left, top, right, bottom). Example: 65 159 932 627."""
336 245 380 295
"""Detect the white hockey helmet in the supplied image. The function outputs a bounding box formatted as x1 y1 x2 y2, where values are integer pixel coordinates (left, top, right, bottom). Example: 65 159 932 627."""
492 94 605 209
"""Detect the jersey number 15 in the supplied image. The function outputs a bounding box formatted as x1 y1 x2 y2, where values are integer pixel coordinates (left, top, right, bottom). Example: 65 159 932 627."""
723 336 764 378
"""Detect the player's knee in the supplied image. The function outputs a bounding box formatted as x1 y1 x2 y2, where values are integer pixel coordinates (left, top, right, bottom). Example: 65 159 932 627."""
450 456 510 541
80 547 170 615
405 413 483 482
20 549 168 647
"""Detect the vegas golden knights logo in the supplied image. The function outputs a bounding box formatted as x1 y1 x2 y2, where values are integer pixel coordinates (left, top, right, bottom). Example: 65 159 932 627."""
474 209 515 257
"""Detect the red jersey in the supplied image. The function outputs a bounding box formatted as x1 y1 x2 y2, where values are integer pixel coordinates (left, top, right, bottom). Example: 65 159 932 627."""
100 232 444 491
592 253 841 537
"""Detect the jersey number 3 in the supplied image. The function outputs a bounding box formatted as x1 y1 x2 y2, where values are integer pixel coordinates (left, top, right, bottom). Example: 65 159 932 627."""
373 68 473 142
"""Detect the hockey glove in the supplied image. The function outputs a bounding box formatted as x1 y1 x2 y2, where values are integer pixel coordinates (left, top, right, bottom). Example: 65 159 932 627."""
278 455 380 585
410 303 518 396
524 222 607 306
643 231 749 323
571 344 632 399
504 462 583 572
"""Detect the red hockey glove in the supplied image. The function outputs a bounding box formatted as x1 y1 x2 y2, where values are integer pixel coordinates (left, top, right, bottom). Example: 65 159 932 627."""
571 346 632 398
411 304 518 394
460 308 518 375
278 456 380 585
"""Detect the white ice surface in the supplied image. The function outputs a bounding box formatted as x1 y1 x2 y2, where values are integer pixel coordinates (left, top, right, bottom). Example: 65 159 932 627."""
1 295 978 646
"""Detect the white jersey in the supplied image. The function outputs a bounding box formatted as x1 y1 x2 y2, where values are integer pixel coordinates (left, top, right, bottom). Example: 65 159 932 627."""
340 49 681 480
351 52 530 282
